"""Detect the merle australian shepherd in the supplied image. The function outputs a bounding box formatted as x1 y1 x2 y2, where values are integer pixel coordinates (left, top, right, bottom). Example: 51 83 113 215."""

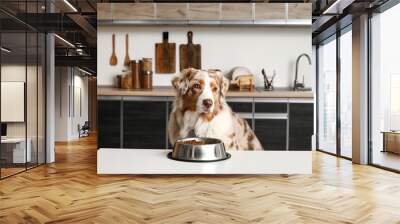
168 68 263 151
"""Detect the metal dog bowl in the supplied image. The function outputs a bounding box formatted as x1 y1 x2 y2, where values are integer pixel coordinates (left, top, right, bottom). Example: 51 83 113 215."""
168 137 231 162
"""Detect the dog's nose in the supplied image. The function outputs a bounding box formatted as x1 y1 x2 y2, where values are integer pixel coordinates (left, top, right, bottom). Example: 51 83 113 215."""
202 99 213 109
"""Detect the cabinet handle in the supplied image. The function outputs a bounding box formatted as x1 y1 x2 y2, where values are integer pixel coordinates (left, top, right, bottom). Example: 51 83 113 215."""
254 113 287 120
123 96 166 102
226 98 253 103
237 113 253 119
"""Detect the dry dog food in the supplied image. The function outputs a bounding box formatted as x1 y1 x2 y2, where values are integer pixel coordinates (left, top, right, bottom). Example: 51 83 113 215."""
181 139 205 145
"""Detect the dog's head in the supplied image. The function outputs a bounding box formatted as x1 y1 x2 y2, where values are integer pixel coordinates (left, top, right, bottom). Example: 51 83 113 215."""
172 68 229 115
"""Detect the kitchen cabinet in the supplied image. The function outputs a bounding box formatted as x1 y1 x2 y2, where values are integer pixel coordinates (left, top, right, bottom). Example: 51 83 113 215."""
289 103 314 150
227 101 252 113
254 3 286 20
254 101 288 151
97 97 313 151
221 3 253 20
255 119 287 151
156 3 187 20
99 3 311 26
112 3 155 20
97 3 112 20
123 98 167 149
188 3 220 21
255 102 287 113
287 3 312 20
98 99 121 148
227 99 253 129
167 101 174 149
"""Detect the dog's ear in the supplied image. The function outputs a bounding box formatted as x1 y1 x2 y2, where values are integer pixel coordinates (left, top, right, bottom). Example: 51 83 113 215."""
214 70 229 96
221 76 229 96
171 76 180 89
171 68 194 95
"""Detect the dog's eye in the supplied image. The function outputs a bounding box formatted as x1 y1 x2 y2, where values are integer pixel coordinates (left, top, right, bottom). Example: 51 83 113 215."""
212 87 218 92
193 83 201 89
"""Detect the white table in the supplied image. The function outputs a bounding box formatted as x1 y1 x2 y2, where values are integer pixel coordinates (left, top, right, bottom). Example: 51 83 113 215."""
1 138 31 163
97 149 312 175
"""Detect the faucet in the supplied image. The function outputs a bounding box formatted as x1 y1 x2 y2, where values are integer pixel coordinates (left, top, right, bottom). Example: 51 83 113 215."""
293 53 311 91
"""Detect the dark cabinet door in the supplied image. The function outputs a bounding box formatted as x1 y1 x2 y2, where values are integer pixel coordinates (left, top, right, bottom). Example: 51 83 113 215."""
244 118 253 130
227 101 252 113
98 99 121 148
123 100 166 149
254 102 288 151
254 119 287 151
167 101 174 149
227 101 253 129
255 102 287 113
289 103 314 151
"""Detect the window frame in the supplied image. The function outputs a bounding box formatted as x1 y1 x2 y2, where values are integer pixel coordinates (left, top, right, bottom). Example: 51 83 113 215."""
315 24 353 160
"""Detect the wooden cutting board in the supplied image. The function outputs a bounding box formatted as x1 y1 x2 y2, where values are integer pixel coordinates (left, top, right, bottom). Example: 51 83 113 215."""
180 31 201 71
155 32 176 73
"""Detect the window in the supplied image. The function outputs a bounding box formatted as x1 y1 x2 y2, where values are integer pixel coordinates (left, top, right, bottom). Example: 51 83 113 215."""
318 37 337 155
316 26 353 159
0 1 47 179
340 29 352 158
370 3 400 171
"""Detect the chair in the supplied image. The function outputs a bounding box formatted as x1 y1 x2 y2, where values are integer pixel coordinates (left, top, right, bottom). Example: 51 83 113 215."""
79 121 90 138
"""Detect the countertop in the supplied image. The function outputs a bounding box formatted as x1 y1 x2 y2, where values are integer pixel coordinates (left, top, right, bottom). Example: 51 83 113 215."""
97 148 312 174
98 86 314 99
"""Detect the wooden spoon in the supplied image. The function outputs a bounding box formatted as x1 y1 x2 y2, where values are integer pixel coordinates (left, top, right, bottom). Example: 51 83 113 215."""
109 34 117 66
124 34 131 66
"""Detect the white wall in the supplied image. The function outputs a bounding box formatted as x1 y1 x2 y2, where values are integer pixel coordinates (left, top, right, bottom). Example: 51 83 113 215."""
55 67 89 141
55 67 70 141
1 66 26 125
97 25 312 88
1 82 25 122
1 65 32 138
71 74 89 138
1 64 46 164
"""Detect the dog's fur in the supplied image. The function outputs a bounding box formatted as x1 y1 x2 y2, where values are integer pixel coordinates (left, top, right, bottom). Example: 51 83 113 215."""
168 68 263 151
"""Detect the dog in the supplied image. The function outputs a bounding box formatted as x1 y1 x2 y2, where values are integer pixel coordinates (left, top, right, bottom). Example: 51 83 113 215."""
168 68 263 151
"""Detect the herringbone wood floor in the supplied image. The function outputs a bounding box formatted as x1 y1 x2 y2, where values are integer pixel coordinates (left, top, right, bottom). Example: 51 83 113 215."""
1 135 400 224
